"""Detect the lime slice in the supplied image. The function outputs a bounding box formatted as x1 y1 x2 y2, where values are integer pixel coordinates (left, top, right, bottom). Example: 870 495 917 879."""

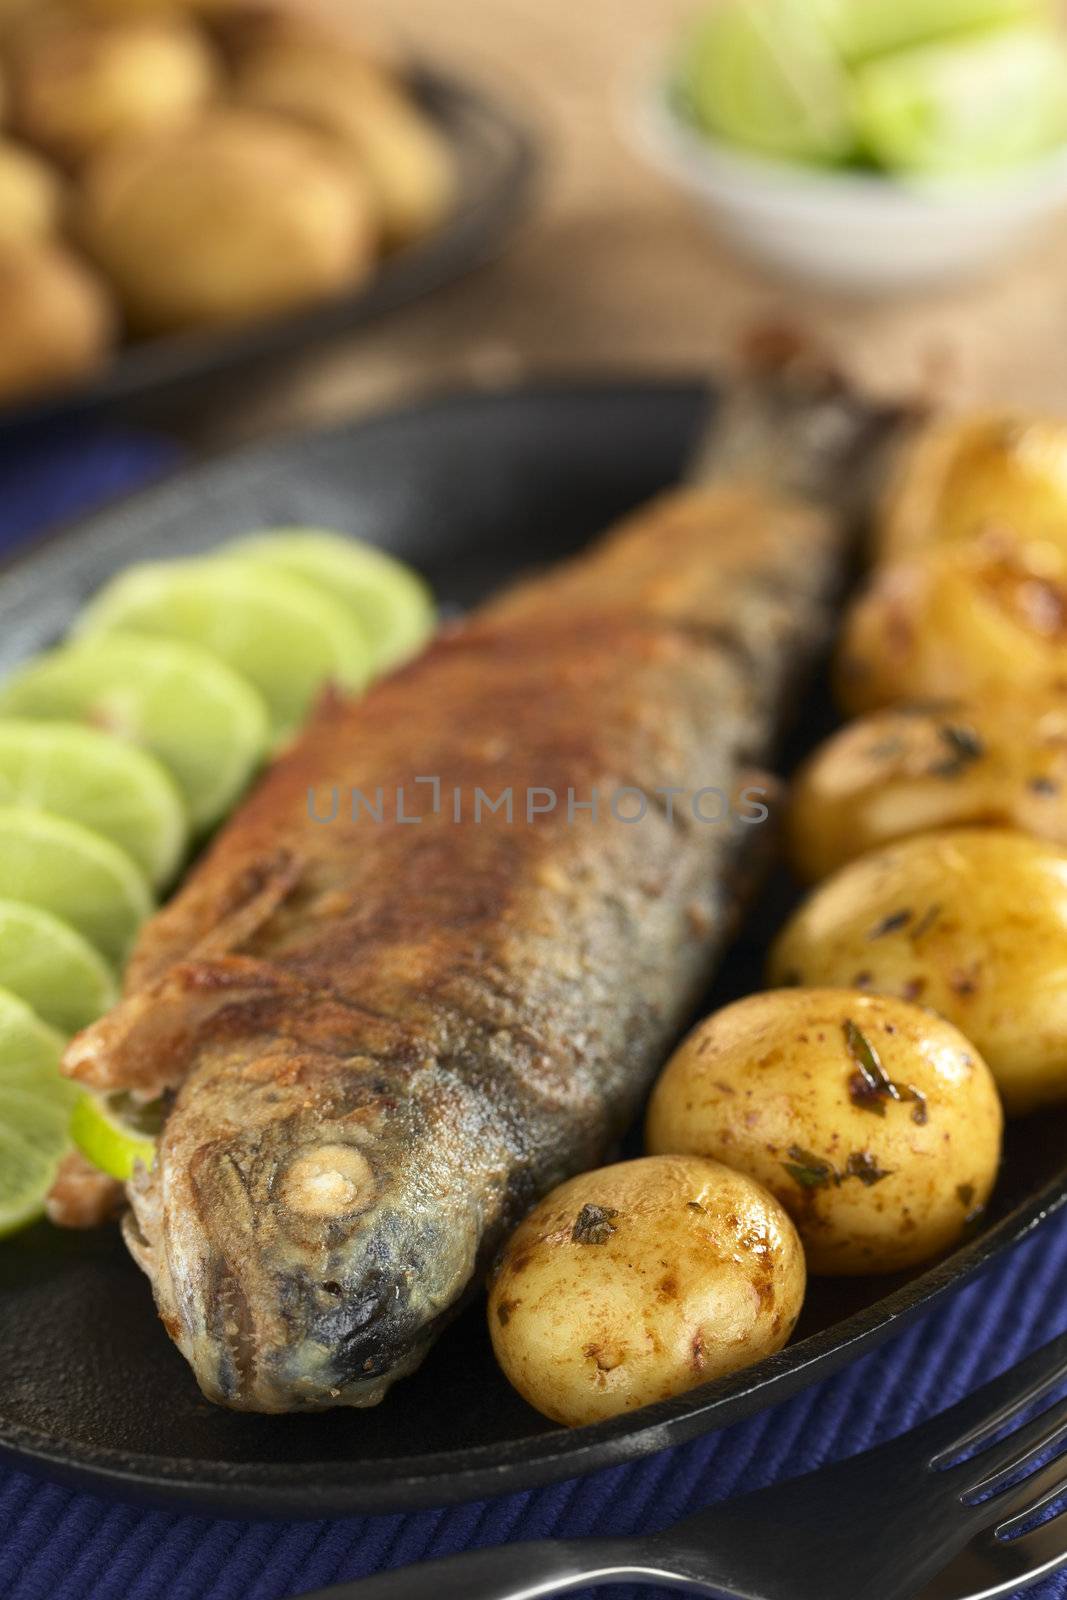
0 986 76 1096
0 899 117 1034
0 807 151 967
679 0 856 164
0 720 187 889
225 529 435 675
836 0 1054 64
70 1090 159 1182
0 1125 61 1238
0 988 77 1237
0 635 269 831
853 27 1067 177
815 0 1053 64
74 559 371 742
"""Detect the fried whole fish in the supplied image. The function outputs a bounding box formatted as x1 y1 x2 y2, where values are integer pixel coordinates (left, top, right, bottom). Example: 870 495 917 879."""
64 377 884 1411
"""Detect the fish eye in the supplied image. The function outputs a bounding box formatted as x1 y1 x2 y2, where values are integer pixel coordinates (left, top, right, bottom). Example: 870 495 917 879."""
281 1144 375 1217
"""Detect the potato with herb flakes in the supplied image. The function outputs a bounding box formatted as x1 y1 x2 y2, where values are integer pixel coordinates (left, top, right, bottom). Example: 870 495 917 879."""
10 14 219 167
488 1154 804 1428
646 991 1002 1277
787 694 1067 883
835 538 1067 718
77 109 377 332
768 828 1067 1116
879 412 1067 565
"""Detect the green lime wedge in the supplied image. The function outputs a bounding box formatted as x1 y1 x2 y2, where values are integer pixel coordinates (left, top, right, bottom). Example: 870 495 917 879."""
679 0 856 164
0 988 77 1237
853 27 1067 176
70 1090 160 1181
225 529 435 675
0 635 269 832
0 720 187 889
815 0 1053 65
0 807 151 968
0 900 117 1034
73 559 371 742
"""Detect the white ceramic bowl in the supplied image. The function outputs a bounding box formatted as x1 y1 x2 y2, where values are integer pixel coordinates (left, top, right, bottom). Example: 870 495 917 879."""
630 79 1067 295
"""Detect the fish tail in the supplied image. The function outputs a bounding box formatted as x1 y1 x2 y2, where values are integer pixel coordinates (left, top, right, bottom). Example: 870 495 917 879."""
689 327 902 513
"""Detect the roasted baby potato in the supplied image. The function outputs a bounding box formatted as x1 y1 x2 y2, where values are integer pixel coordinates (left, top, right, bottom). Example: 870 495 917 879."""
77 109 377 332
233 40 455 247
836 539 1067 716
880 412 1067 564
10 14 219 167
646 990 1002 1277
0 238 113 401
0 137 62 241
488 1154 805 1427
769 828 1067 1116
788 694 1067 883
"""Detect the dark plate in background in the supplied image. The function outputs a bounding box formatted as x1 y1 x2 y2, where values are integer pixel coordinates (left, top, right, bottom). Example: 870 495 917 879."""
0 69 539 434
0 381 1063 1517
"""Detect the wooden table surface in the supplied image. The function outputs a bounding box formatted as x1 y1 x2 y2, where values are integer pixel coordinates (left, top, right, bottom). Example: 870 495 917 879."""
204 0 1067 444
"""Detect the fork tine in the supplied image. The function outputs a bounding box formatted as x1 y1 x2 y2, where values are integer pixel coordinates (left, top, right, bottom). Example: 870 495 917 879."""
927 1333 1067 1469
997 1502 1067 1570
992 1445 1067 1533
961 1407 1067 1500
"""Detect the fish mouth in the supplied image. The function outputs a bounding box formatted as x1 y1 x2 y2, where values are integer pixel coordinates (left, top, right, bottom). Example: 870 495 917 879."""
196 1254 438 1412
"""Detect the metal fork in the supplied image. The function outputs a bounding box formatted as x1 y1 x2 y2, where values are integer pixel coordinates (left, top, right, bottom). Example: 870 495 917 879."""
297 1332 1067 1600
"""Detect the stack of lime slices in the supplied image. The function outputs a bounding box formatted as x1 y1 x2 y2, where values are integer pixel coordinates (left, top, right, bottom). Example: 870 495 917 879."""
678 0 1067 179
0 525 434 1232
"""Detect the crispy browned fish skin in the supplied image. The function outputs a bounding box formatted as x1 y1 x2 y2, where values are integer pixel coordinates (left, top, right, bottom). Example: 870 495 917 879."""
65 483 843 1411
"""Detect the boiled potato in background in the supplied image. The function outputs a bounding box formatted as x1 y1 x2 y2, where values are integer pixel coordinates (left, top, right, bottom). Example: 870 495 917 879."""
194 0 402 68
879 412 1067 563
646 989 1002 1276
488 1154 805 1427
0 137 63 242
836 538 1067 715
77 109 377 331
788 695 1067 882
8 13 219 167
233 38 455 247
0 238 114 400
769 828 1067 1115
0 0 454 403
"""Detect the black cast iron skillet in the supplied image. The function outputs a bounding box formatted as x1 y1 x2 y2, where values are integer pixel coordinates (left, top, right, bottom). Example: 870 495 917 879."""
0 69 539 434
0 381 1063 1516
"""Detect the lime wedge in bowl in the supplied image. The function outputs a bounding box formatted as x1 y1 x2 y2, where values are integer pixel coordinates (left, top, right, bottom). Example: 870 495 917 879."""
70 1090 160 1182
0 899 117 1034
0 635 269 831
74 559 371 742
225 529 435 675
0 987 78 1237
0 807 152 967
853 27 1067 177
0 720 187 889
678 0 856 164
816 0 1053 64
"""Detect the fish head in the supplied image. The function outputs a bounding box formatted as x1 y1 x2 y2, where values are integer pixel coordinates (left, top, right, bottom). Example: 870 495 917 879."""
126 1057 494 1411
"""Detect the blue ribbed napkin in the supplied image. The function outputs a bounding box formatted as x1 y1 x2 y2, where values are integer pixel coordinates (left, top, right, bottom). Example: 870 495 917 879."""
0 429 1064 1600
